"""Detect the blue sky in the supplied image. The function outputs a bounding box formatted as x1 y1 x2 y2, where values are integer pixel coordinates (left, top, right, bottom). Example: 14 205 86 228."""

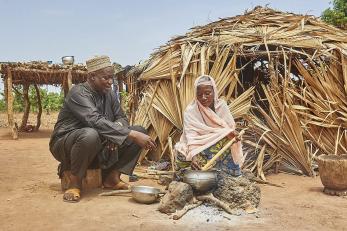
0 0 331 66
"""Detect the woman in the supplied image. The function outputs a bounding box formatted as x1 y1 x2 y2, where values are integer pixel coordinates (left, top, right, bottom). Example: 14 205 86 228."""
175 75 244 176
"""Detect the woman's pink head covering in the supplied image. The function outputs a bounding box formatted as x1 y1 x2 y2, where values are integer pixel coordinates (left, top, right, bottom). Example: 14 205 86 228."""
194 75 219 108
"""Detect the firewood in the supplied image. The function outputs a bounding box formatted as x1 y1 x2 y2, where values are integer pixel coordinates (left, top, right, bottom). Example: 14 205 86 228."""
172 201 203 220
196 193 235 214
146 170 174 175
99 189 131 196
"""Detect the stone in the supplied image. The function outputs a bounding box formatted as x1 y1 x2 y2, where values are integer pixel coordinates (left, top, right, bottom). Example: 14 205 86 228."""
158 181 194 214
61 169 102 191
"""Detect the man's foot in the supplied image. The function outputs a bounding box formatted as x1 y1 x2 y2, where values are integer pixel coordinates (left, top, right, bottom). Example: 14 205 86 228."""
103 170 131 190
63 173 82 203
63 188 81 203
102 181 130 190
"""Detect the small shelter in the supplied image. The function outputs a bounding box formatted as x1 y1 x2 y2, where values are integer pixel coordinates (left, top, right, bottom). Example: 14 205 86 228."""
0 62 88 139
126 7 347 177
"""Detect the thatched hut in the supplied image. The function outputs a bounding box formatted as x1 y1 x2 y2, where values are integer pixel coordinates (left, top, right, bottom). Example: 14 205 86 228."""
127 7 347 177
0 61 88 138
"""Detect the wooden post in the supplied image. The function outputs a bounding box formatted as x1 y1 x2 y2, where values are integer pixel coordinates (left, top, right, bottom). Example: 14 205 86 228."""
34 84 42 131
168 137 175 172
7 70 18 139
62 73 69 97
63 68 73 97
20 83 30 131
61 169 102 191
3 76 8 109
67 70 72 90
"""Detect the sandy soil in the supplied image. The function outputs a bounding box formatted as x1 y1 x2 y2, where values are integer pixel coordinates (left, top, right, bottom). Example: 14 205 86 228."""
0 112 58 129
0 126 346 231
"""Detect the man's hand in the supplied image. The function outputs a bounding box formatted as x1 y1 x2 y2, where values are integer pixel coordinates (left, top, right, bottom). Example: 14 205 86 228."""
191 155 201 170
128 130 156 150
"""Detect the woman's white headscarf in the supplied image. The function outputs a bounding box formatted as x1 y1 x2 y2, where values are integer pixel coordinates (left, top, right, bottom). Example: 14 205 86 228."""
174 75 244 166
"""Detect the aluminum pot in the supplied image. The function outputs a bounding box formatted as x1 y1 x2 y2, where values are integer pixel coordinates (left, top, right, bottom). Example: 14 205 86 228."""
62 56 74 65
131 185 163 204
183 170 217 192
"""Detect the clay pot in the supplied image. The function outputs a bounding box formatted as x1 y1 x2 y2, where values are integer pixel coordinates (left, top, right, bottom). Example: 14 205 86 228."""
316 154 347 195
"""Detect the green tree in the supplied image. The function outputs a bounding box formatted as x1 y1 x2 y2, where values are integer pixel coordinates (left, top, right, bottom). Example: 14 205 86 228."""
0 86 64 113
322 0 347 29
28 87 64 113
42 90 64 113
0 92 5 111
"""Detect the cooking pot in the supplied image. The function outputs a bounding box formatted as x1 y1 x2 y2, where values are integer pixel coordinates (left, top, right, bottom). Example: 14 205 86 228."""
62 56 74 65
183 170 217 192
131 185 164 204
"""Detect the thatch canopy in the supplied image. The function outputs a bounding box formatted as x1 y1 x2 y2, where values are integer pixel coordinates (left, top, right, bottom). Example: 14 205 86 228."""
128 7 347 177
139 6 347 81
0 61 88 85
0 61 89 138
0 60 132 139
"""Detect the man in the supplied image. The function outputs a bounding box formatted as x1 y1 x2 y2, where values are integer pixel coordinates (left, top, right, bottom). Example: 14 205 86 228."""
49 55 156 203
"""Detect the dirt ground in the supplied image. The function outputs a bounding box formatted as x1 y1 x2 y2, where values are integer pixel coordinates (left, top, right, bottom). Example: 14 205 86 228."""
0 119 347 230
0 112 59 129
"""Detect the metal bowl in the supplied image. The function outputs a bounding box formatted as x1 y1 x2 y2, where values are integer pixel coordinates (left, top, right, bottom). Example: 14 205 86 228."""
131 185 161 204
62 56 75 65
183 170 217 192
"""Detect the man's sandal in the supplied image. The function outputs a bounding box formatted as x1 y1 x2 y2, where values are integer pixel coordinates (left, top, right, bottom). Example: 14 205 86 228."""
63 188 81 203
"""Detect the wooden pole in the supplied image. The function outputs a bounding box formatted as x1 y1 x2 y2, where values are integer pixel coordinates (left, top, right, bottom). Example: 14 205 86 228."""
168 136 176 172
118 75 124 92
34 84 42 131
67 70 72 90
3 76 8 109
7 70 18 139
144 81 160 118
20 83 30 131
63 74 69 97
201 129 246 171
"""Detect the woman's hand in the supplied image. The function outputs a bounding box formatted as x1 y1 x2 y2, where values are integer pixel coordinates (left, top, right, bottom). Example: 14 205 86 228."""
191 155 201 170
227 131 241 141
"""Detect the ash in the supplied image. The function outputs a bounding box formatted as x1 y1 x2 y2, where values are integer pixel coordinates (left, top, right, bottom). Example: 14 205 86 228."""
179 204 258 224
213 171 261 209
179 204 229 223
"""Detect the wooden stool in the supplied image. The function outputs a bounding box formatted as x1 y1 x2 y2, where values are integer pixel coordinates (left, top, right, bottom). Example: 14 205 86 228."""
61 169 102 191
